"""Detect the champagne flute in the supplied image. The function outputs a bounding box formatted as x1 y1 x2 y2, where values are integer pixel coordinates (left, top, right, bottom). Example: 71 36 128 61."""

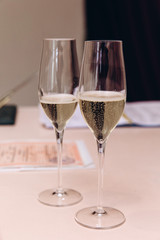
75 40 126 229
38 38 82 206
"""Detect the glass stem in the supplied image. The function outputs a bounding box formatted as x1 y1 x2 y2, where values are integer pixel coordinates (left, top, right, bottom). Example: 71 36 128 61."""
96 140 106 214
55 129 64 192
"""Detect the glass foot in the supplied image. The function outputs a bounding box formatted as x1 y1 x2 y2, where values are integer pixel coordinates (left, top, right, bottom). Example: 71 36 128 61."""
38 188 82 207
75 206 125 229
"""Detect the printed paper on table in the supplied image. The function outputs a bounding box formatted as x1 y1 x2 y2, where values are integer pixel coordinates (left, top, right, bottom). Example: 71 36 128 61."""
0 140 93 171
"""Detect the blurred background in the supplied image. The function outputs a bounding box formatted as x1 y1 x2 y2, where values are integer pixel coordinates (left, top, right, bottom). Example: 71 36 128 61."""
0 0 159 106
0 0 85 106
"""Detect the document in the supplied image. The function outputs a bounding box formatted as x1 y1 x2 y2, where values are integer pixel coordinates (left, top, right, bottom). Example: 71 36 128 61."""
0 140 93 171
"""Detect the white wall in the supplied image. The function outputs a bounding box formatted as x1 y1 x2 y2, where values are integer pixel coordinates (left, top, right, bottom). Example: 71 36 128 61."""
0 0 85 106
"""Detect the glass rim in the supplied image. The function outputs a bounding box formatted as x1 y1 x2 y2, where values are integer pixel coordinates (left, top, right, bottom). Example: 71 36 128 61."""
43 38 75 41
85 40 123 43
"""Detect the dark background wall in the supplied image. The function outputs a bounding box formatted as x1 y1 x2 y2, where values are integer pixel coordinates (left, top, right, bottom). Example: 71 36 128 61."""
85 0 160 102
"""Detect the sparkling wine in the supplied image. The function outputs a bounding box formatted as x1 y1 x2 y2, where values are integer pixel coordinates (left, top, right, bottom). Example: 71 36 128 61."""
79 91 125 141
40 94 77 131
